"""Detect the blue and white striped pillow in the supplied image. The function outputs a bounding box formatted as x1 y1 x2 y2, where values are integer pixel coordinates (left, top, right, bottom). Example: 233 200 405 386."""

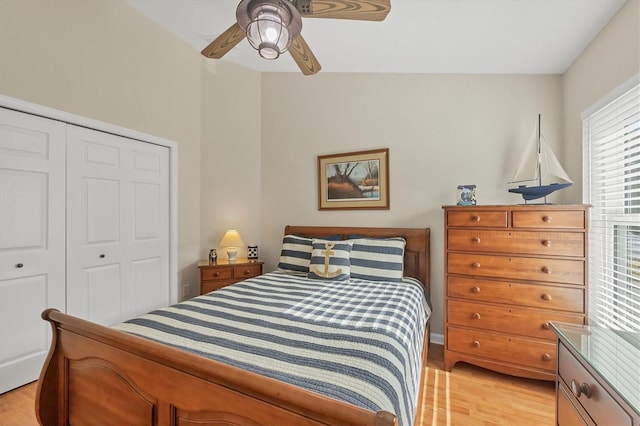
308 239 352 281
349 237 405 282
277 235 313 273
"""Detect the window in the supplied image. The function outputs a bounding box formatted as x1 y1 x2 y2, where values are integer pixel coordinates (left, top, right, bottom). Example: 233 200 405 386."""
583 80 640 332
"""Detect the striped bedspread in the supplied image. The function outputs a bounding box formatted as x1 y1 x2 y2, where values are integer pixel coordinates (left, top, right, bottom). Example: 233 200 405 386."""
114 271 431 426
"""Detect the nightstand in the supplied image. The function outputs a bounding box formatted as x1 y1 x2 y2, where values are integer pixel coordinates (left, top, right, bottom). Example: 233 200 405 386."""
197 258 264 294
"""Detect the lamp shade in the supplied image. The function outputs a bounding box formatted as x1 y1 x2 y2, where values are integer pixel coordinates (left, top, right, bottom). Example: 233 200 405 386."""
219 229 244 261
219 229 244 248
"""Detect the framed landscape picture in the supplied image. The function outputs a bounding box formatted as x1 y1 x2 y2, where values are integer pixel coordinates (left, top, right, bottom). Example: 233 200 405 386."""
317 148 390 210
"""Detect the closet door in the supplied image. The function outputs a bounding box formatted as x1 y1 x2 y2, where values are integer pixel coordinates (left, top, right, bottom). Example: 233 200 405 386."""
0 108 66 393
66 125 170 326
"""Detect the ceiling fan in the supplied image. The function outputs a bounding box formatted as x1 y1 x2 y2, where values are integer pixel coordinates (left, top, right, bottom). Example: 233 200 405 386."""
201 0 391 75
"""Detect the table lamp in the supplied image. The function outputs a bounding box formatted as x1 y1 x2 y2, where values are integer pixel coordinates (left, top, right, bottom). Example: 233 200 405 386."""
219 229 244 262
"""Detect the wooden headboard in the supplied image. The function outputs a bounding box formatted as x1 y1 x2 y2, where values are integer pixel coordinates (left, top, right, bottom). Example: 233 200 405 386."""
284 225 431 295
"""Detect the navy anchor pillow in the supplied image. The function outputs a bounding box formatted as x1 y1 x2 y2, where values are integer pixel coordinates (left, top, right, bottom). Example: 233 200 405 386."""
308 239 352 281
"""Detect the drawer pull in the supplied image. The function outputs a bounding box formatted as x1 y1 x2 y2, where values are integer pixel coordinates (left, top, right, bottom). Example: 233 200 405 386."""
541 322 550 330
15 263 24 268
541 353 552 362
99 254 105 259
243 269 251 275
541 239 552 247
471 286 481 294
472 340 480 348
471 237 481 243
472 262 481 268
471 312 481 320
213 272 220 277
471 215 481 222
571 380 592 399
541 293 553 301
541 266 552 274
542 215 552 223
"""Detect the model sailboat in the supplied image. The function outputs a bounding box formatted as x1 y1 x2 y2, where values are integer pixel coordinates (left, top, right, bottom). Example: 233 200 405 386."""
508 114 572 202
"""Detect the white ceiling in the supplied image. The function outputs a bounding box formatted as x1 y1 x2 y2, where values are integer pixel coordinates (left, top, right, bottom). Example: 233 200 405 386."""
126 0 626 74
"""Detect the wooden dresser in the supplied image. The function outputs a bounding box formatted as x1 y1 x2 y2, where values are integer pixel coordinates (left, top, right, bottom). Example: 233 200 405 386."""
551 322 640 426
198 258 263 294
443 204 589 380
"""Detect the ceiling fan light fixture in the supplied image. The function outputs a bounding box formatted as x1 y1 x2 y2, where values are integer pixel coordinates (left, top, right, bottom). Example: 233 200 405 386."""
247 7 290 59
237 0 302 60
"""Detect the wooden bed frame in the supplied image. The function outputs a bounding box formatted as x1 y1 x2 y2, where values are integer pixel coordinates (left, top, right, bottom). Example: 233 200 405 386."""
36 226 431 426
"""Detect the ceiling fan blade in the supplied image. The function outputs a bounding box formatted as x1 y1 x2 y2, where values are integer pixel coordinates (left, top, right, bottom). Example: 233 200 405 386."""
303 0 391 21
289 35 322 76
201 22 246 59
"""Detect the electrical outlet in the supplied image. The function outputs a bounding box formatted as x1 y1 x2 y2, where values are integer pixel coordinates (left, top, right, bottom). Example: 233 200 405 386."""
182 284 191 298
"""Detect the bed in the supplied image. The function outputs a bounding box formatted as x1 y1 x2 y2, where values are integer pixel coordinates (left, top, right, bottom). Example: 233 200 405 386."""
36 225 431 426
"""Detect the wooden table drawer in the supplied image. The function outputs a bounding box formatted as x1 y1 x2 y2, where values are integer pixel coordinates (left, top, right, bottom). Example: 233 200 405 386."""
447 229 585 257
558 342 633 426
448 253 585 285
446 210 508 228
447 276 585 312
447 326 556 371
447 299 584 340
512 210 586 229
233 264 262 279
558 383 592 426
201 267 233 281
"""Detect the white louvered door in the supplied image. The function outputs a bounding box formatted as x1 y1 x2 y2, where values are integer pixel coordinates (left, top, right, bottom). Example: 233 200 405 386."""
0 108 66 393
65 125 170 325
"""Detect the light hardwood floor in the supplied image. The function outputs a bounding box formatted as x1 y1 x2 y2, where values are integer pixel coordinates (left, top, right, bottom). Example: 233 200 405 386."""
0 344 555 426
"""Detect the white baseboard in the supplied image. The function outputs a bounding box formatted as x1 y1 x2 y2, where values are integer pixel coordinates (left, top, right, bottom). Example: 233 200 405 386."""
430 332 444 345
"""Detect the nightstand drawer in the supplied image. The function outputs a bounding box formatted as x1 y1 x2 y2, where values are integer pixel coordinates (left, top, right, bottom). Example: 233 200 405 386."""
446 210 508 228
558 342 633 426
201 279 237 293
198 259 264 295
233 264 262 279
512 210 586 229
201 267 232 281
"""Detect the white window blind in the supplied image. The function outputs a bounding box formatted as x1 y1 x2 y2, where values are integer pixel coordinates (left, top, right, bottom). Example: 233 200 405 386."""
583 81 640 332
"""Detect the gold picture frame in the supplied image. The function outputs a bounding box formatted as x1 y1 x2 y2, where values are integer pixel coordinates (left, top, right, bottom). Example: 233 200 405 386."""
317 148 390 210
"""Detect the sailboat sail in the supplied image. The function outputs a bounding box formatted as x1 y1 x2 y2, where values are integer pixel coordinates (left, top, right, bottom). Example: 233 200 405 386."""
508 114 572 201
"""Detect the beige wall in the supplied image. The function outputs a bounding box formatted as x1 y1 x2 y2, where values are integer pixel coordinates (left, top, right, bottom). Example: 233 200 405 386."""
260 73 564 336
200 61 262 262
0 0 201 298
562 0 640 203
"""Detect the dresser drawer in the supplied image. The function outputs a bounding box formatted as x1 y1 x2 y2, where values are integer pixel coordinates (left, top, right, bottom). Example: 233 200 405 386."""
446 210 508 228
447 276 585 312
558 342 633 426
447 299 584 340
447 229 585 257
233 264 262 279
201 267 233 281
512 210 586 229
447 253 585 285
447 326 556 371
